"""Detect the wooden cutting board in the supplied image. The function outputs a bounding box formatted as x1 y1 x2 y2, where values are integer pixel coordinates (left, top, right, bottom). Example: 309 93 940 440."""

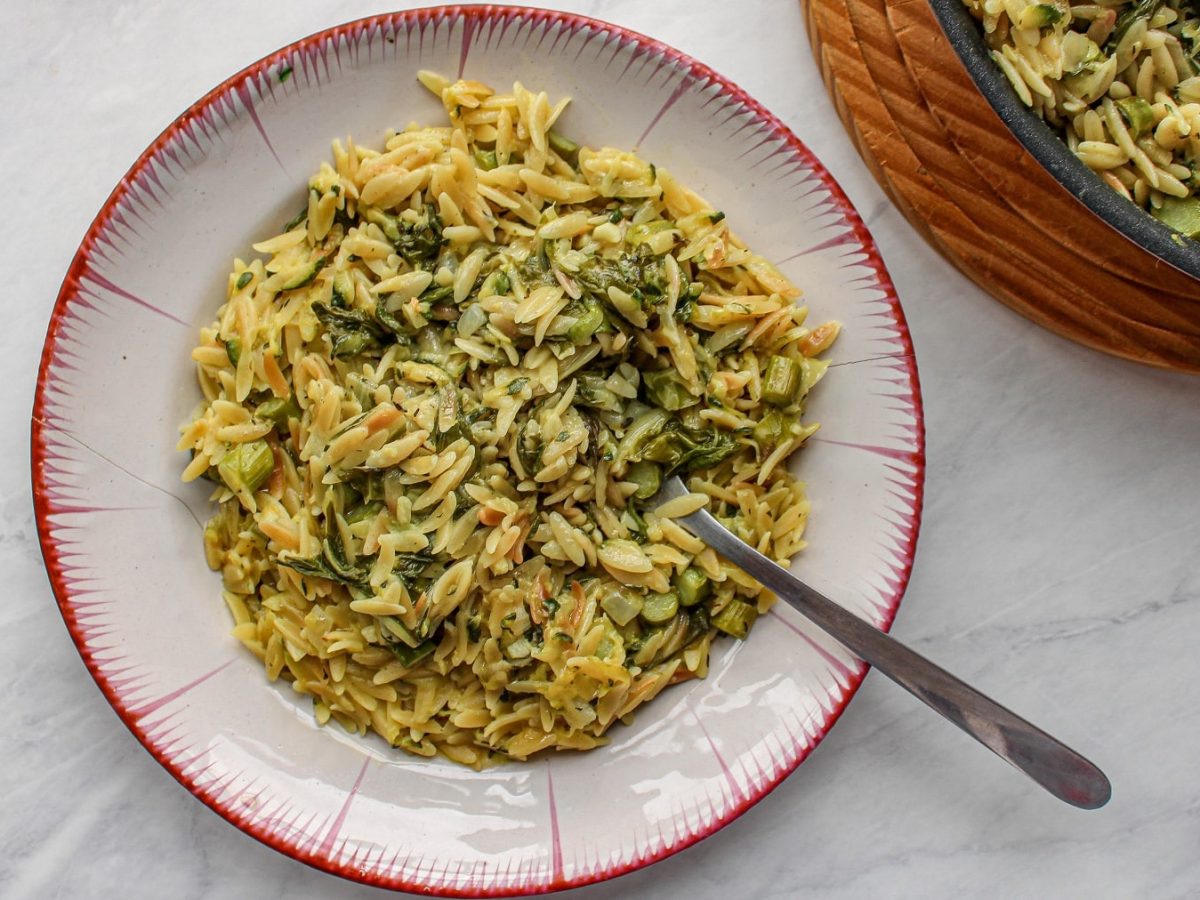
802 0 1200 372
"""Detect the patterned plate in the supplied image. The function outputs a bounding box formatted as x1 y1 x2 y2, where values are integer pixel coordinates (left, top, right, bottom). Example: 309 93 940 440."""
32 7 923 894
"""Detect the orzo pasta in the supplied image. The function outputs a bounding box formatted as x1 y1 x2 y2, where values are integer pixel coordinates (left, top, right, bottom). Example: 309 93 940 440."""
179 73 837 767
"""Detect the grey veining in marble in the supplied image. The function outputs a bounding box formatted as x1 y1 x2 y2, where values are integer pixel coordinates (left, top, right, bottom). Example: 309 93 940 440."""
4 2 1199 897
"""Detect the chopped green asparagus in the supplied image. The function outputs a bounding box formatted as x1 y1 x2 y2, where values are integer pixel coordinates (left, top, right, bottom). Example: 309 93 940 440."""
675 567 711 607
548 130 580 160
641 590 680 625
255 395 300 431
279 256 326 291
712 598 758 639
1019 3 1064 27
1153 196 1200 238
762 354 803 407
1117 97 1154 139
224 337 242 368
627 460 662 501
217 439 274 494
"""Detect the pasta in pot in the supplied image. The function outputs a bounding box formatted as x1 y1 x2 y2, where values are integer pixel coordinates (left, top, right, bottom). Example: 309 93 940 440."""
179 73 837 767
961 0 1200 233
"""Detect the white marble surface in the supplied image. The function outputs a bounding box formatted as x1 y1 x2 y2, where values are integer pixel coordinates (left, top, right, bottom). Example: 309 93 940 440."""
4 1 1199 897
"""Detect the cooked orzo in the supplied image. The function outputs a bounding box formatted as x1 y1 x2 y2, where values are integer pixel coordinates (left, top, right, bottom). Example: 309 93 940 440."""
962 0 1200 236
179 72 838 767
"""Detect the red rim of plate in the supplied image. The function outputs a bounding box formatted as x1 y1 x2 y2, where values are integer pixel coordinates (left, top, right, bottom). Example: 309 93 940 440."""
30 5 925 895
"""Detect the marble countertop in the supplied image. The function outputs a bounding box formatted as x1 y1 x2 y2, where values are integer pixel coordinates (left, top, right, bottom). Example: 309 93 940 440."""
5 1 1199 897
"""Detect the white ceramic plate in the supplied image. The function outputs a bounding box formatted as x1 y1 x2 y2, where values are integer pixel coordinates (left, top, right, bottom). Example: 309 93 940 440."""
32 8 923 894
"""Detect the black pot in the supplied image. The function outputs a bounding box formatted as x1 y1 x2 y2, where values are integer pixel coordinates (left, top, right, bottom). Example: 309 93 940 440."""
926 0 1200 281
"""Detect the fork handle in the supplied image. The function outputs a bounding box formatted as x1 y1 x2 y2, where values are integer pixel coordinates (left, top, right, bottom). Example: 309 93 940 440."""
679 505 1111 809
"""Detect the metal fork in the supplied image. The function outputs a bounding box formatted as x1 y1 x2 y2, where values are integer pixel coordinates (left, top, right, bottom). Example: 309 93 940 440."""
655 475 1111 809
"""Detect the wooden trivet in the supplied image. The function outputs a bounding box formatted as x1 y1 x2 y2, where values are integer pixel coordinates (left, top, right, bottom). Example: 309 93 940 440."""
802 0 1200 372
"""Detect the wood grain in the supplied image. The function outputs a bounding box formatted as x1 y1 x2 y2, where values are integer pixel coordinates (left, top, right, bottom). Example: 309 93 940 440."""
802 0 1200 371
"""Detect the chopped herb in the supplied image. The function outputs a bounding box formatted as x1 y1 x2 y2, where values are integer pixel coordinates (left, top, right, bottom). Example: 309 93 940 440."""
516 415 544 475
434 390 475 452
345 500 384 525
393 551 433 585
684 605 711 645
1107 0 1162 52
639 419 738 475
643 368 699 411
396 202 448 262
517 250 558 288
390 640 436 668
708 211 726 224
574 249 667 300
524 624 544 648
312 303 387 358
235 271 253 291
506 377 529 395
421 283 455 305
279 532 370 590
574 372 623 414
374 301 411 338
